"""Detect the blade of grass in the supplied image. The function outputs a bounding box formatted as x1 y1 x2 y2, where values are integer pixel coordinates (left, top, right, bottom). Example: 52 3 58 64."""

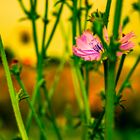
0 37 28 140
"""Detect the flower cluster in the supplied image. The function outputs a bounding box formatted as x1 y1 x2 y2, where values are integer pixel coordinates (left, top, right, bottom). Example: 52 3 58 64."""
73 28 135 61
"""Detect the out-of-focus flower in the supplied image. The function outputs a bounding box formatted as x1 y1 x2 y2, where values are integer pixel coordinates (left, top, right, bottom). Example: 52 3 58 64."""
103 27 135 56
118 32 135 56
73 31 104 61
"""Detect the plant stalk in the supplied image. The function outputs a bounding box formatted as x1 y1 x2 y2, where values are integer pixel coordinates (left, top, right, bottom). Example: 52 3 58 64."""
0 37 28 140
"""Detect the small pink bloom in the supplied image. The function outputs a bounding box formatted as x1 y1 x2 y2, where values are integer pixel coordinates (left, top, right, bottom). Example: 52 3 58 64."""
103 27 135 56
73 31 103 61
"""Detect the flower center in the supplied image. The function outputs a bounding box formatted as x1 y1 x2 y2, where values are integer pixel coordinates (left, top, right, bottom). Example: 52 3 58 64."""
88 39 103 53
93 44 103 53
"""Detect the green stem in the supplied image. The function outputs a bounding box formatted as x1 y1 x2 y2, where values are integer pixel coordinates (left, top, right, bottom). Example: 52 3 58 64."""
17 0 28 14
31 18 39 58
113 0 123 39
85 67 89 95
15 75 47 139
41 0 48 53
48 58 65 100
115 54 126 86
26 77 44 132
76 67 91 125
105 0 112 27
78 0 82 34
45 2 64 50
103 60 108 91
91 109 105 139
71 66 84 114
42 85 62 140
0 37 28 140
84 0 89 30
90 0 113 138
118 55 140 96
72 0 78 44
105 61 116 140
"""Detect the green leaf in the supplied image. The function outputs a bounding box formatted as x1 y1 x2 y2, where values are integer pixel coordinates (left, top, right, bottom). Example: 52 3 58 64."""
122 16 130 29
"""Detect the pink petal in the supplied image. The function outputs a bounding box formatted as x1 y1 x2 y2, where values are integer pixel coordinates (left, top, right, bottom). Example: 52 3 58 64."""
120 32 135 43
120 41 134 51
76 37 91 50
83 30 94 43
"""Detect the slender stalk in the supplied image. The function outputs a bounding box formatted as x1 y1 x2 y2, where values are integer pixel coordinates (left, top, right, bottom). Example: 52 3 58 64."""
72 0 78 44
84 0 89 30
42 85 62 140
41 0 48 53
105 61 116 140
0 37 28 140
26 77 44 132
17 0 28 14
48 58 65 100
78 0 82 34
71 66 84 114
85 67 89 95
103 60 108 91
105 0 112 27
76 67 91 125
76 66 91 140
118 55 140 96
113 0 123 39
31 18 39 58
15 75 47 139
45 3 64 50
91 109 105 139
115 54 126 86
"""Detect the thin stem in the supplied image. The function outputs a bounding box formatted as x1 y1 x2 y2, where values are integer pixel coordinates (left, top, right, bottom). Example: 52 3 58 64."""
105 61 116 140
31 18 39 58
76 67 91 125
115 54 126 86
42 85 62 140
30 0 34 8
41 0 48 53
118 55 140 96
45 3 64 51
78 0 82 35
84 0 89 30
71 66 84 114
26 78 44 132
72 0 78 44
103 60 108 91
105 0 112 27
85 67 89 95
17 0 28 14
48 58 65 100
113 0 123 39
15 75 47 139
91 109 105 139
0 37 28 140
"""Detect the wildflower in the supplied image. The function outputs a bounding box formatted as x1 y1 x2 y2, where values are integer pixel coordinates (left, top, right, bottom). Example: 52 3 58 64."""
73 31 103 61
118 32 135 56
103 27 135 56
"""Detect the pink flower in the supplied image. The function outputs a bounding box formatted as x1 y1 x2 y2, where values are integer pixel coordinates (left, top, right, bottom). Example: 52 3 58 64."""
73 31 103 61
103 27 135 56
117 32 135 56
